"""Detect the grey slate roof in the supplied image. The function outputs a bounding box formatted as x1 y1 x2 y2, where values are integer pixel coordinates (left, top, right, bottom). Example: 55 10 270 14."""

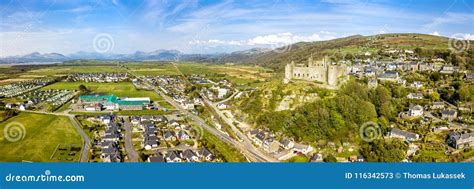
390 128 418 140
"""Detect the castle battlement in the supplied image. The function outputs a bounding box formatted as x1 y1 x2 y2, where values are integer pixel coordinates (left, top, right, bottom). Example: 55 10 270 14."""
284 55 347 87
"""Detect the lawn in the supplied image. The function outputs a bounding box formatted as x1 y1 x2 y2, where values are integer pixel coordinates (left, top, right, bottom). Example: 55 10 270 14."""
43 82 163 101
0 113 82 162
54 101 72 113
286 154 310 162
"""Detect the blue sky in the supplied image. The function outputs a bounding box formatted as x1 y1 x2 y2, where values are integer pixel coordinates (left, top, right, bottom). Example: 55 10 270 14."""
0 0 473 56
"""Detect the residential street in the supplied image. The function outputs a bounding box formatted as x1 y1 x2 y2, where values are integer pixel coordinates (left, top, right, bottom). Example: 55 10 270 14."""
122 117 139 162
67 115 91 162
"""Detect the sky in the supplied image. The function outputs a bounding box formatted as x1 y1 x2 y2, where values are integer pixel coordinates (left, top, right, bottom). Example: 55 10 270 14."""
0 0 473 57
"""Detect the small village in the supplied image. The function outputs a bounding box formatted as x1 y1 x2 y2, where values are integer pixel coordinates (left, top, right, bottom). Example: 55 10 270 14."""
0 48 472 163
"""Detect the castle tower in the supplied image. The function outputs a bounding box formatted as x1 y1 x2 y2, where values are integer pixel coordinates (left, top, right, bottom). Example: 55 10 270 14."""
308 53 313 67
327 64 348 87
284 61 294 84
322 56 328 67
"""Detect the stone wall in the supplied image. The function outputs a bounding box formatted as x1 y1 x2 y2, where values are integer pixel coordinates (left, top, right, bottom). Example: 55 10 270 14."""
284 55 347 87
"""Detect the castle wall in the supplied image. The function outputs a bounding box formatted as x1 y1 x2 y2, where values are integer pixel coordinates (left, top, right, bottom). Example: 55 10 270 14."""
327 65 347 86
284 56 347 87
292 66 327 83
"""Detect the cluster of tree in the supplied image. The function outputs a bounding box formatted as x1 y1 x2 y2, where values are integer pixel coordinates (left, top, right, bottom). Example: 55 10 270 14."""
360 139 408 162
241 81 380 143
239 79 420 163
438 80 474 105
0 108 18 122
78 84 90 93
184 85 202 99
415 48 474 70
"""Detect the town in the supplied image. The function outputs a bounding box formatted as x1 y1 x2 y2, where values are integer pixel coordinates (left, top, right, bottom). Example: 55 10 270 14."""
0 34 473 163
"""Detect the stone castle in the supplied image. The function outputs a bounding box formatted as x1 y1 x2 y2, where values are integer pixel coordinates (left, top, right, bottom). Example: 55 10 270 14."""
284 55 348 87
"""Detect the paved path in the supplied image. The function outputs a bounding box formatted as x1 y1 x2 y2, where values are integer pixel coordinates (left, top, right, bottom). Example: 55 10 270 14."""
67 115 91 162
122 117 139 162
214 90 239 105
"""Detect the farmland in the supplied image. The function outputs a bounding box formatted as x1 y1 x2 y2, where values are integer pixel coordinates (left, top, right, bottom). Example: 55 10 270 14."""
43 82 163 101
176 63 273 85
0 112 82 162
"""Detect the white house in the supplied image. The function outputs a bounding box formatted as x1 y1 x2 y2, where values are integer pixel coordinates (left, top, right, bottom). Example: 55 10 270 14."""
217 103 228 109
408 105 423 117
292 143 314 154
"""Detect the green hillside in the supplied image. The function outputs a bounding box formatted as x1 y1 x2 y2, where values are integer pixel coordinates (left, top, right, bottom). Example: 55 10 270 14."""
243 33 473 71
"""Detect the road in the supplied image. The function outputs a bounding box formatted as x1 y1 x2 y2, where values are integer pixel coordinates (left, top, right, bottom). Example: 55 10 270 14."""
126 68 276 162
67 115 91 162
121 117 139 162
205 94 277 161
20 110 91 162
167 63 276 162
214 90 239 104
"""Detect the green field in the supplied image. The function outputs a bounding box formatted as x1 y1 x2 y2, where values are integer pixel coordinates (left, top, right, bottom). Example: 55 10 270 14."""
176 63 273 84
43 82 163 101
286 154 310 162
26 65 125 76
0 113 82 162
127 63 181 76
124 62 274 84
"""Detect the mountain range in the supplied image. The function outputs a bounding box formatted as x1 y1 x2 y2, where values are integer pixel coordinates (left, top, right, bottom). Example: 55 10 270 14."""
0 48 270 64
2 34 471 69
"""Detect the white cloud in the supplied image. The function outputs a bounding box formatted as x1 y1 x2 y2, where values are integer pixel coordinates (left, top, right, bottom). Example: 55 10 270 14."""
462 34 474 40
188 32 338 48
425 12 474 28
448 33 474 40
430 31 440 36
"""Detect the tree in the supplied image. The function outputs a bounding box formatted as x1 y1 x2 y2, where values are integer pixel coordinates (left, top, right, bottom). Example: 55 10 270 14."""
323 154 337 162
360 139 408 162
430 72 441 82
78 84 89 93
371 86 395 119
414 47 423 55
195 105 205 114
3 109 18 120
458 83 473 102
429 92 440 101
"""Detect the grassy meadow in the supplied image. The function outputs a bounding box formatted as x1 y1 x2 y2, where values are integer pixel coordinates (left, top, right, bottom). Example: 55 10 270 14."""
0 113 82 162
43 82 163 101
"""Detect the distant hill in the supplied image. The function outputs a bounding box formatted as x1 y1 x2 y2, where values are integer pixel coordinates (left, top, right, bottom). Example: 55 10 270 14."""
238 33 473 70
0 49 185 64
0 52 69 63
2 33 471 67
